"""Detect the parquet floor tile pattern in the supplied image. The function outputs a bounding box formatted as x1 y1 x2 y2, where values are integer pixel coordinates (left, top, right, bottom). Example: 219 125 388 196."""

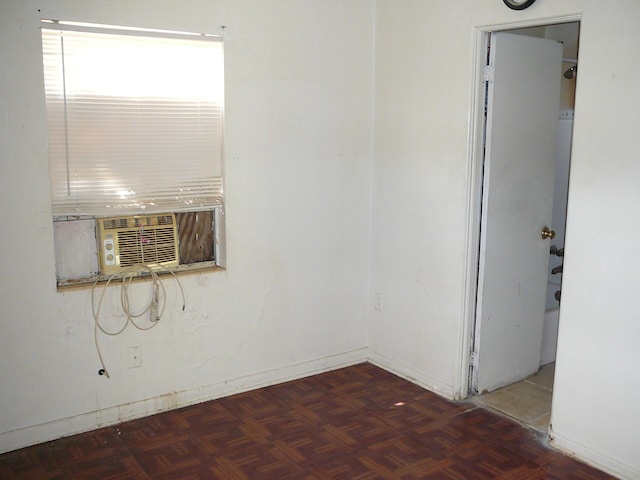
0 363 616 479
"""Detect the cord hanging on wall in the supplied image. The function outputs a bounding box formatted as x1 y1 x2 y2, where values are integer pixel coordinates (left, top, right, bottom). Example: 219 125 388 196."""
92 263 185 378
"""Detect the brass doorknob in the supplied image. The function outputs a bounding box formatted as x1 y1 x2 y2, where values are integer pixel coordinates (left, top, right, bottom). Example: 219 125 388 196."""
541 226 555 240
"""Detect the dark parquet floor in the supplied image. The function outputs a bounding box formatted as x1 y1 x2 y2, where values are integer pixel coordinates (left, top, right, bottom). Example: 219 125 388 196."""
0 363 616 479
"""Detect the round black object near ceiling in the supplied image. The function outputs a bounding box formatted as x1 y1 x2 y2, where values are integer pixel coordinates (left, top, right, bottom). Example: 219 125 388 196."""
503 0 537 10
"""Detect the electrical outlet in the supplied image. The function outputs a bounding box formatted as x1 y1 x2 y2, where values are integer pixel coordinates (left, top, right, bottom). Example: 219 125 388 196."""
128 346 141 368
374 292 383 312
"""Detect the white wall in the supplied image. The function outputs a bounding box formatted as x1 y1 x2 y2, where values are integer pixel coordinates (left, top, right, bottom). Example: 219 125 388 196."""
0 0 374 452
371 0 478 398
552 3 640 477
372 0 640 478
3 0 640 477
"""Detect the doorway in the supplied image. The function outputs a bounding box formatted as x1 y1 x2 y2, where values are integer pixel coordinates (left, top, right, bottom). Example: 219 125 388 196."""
469 21 580 432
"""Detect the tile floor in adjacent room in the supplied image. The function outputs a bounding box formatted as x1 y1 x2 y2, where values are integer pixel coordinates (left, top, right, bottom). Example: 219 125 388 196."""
474 363 555 432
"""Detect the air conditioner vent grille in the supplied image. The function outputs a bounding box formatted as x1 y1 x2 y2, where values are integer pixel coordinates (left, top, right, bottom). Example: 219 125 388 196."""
116 226 177 267
102 215 175 230
98 214 179 274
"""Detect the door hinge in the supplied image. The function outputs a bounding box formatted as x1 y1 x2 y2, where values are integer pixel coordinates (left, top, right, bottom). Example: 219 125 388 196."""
484 65 494 83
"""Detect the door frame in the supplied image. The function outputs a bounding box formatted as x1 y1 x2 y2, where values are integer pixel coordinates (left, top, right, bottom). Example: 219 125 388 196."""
457 14 582 400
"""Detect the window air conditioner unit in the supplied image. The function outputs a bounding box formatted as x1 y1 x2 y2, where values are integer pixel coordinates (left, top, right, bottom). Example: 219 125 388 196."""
97 214 179 275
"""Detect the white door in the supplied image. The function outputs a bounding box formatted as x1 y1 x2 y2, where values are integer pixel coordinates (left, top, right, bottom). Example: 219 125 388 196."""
472 32 563 394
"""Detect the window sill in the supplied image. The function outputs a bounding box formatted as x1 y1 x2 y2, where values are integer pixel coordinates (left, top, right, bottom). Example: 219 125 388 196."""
56 262 224 291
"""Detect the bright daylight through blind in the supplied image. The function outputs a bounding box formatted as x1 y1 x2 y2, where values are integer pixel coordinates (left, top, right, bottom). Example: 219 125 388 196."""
41 23 224 216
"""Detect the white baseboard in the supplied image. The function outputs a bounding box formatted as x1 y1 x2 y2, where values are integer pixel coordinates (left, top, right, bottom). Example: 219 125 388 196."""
0 347 367 454
368 352 457 400
551 432 639 480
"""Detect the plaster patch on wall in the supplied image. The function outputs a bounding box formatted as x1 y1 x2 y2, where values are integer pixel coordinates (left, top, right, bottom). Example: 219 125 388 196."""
240 273 276 354
178 306 210 324
173 307 224 366
255 274 276 325
196 274 210 287
64 325 77 338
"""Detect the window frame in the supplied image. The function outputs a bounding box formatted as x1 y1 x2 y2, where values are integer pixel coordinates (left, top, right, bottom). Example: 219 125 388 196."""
42 21 226 287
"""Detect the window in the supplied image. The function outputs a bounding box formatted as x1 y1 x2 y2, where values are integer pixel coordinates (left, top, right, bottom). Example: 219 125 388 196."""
41 21 225 286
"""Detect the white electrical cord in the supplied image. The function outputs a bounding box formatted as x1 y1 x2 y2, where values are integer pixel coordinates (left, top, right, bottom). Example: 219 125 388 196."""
91 263 186 378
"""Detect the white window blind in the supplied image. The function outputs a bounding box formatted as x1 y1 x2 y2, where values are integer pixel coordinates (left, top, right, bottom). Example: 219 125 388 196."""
41 22 224 217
